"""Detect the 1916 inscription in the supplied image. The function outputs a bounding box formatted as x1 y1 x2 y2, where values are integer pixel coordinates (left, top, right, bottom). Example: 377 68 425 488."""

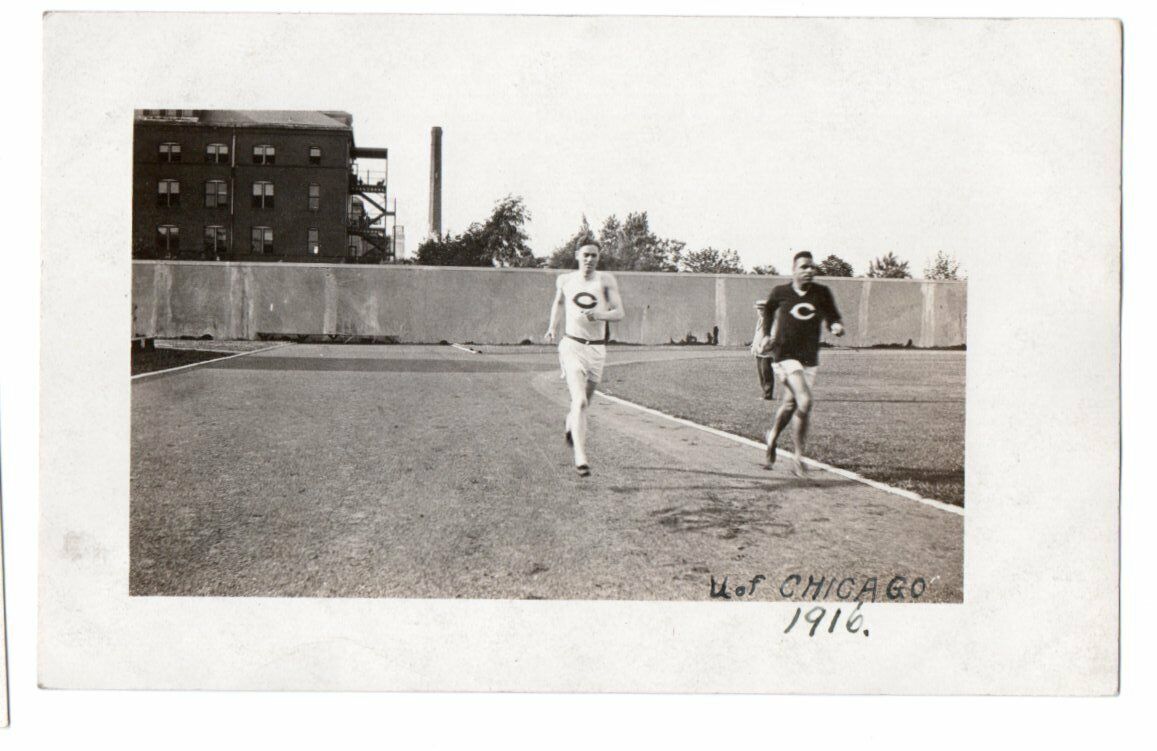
783 602 869 637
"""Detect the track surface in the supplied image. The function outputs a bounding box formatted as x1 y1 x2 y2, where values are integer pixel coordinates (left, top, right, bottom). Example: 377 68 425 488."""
130 344 963 601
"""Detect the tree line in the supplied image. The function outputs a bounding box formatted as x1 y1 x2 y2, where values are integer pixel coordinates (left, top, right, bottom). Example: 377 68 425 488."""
414 195 964 280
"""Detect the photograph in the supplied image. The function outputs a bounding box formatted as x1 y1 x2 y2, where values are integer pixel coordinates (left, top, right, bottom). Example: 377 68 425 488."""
36 12 1119 696
128 107 965 603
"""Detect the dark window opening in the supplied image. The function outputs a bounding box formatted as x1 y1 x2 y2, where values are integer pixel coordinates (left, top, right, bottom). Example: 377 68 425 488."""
252 180 274 209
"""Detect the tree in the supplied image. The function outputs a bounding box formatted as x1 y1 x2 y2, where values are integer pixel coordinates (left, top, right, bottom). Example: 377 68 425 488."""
546 216 595 269
680 247 744 274
482 195 539 268
416 232 484 266
416 195 541 268
817 254 854 277
866 251 912 279
923 251 962 280
547 211 684 272
749 264 779 276
598 212 683 272
654 237 687 273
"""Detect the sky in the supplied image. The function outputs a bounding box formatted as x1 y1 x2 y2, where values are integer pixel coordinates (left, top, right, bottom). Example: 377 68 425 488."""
55 12 1115 278
314 14 1083 276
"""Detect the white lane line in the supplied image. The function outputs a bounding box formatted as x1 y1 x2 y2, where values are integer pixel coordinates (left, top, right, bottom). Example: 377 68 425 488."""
132 342 291 381
595 390 964 517
450 343 481 355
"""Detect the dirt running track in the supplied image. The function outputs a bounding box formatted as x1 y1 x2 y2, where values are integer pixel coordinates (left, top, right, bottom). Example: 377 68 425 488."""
130 344 963 601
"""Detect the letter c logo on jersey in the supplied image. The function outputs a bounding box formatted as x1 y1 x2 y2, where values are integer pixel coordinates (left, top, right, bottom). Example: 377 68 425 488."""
790 302 817 321
572 292 598 310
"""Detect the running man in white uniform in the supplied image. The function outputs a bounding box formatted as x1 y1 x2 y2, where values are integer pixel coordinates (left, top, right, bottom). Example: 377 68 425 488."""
544 242 625 477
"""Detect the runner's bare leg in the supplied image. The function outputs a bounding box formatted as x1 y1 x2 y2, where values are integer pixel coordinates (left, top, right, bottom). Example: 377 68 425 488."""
766 388 796 467
784 370 813 477
564 364 593 467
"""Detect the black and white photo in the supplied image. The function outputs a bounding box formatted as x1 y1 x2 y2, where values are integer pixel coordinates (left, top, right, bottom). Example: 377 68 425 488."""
36 12 1120 696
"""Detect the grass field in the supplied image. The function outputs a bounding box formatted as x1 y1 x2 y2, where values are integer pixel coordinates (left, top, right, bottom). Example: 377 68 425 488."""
131 343 964 600
130 342 965 504
132 341 283 375
131 347 234 375
599 349 965 505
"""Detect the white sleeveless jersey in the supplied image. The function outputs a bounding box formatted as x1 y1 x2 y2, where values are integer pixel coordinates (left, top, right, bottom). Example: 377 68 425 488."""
560 271 611 342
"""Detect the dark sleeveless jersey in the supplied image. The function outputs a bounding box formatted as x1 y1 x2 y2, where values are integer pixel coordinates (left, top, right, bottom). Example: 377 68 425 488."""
762 282 842 366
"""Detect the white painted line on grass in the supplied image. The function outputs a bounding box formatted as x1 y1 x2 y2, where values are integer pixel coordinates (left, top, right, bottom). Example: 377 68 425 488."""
132 342 291 381
595 389 964 516
450 343 481 355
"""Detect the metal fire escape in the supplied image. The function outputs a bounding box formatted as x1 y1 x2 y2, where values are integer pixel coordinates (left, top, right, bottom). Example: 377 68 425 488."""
347 147 396 263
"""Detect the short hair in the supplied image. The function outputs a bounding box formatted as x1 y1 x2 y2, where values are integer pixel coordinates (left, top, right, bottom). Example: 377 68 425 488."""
577 240 601 252
793 251 814 266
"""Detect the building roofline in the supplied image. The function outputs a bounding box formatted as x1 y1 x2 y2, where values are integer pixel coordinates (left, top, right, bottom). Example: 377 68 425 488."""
134 109 353 132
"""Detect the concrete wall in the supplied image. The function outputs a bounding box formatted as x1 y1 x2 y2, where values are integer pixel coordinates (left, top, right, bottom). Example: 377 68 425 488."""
132 261 967 347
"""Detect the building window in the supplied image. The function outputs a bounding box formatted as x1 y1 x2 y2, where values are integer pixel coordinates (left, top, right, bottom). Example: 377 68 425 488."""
157 179 180 207
205 142 229 163
204 225 228 255
308 228 320 254
252 144 276 165
252 180 274 209
251 227 273 254
156 225 180 254
309 146 322 164
204 179 228 208
159 142 181 163
308 183 320 211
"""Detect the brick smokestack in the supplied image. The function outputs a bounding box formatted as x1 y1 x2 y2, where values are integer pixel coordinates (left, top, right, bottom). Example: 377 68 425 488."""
428 126 442 238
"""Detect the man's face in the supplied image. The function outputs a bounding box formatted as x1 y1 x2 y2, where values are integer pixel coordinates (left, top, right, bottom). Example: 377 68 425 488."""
577 245 600 272
793 255 816 286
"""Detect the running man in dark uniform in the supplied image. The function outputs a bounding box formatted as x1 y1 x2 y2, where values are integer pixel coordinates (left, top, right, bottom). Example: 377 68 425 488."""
757 251 844 477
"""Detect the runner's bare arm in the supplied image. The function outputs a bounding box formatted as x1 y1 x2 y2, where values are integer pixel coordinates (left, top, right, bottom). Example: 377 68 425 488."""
545 276 566 342
751 305 779 356
824 288 845 336
586 273 625 322
759 291 776 337
763 306 781 350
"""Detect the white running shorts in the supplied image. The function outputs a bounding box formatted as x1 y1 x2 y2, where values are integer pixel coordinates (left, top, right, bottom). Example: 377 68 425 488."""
558 337 607 384
771 358 818 389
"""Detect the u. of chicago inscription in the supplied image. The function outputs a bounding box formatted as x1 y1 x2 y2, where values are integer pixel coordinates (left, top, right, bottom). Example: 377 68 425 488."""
709 573 932 602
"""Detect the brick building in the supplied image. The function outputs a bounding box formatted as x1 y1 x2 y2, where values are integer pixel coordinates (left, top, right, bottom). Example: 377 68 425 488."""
132 109 391 263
